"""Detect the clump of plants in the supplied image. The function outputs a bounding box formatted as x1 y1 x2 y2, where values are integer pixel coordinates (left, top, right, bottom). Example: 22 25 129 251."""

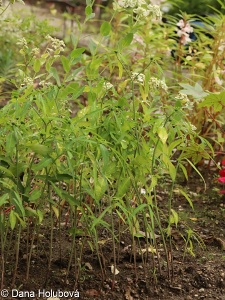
0 0 224 291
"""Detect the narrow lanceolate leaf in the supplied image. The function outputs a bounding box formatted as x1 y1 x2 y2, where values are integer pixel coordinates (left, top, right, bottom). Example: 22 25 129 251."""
26 143 51 157
61 55 71 73
170 209 179 227
0 193 9 206
116 177 131 198
6 132 17 154
33 58 41 73
9 210 16 229
52 205 59 219
33 157 53 171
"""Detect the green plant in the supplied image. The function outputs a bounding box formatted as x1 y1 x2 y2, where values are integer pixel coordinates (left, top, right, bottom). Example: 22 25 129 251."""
0 0 221 289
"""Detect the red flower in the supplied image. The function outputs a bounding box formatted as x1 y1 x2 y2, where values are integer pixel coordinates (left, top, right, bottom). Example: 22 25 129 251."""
221 159 225 166
219 190 225 194
219 169 225 177
218 177 225 183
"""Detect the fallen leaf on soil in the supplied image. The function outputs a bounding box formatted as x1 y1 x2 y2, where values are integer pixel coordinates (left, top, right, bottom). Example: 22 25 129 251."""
85 289 100 296
111 265 120 275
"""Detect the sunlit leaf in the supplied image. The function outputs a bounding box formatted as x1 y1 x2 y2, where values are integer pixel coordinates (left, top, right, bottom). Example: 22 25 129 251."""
157 127 168 144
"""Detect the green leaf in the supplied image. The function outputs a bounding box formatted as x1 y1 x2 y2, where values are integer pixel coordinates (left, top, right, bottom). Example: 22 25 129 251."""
29 190 42 202
33 157 53 171
65 66 85 82
157 127 168 144
9 210 16 229
168 160 177 181
25 206 38 216
6 132 17 154
118 33 133 50
85 5 92 16
70 48 85 59
94 176 108 202
100 21 111 36
179 83 208 99
116 177 131 197
179 188 194 210
85 5 95 20
26 144 51 157
49 67 61 86
61 55 70 73
12 192 25 217
33 58 41 73
99 144 109 172
179 164 188 181
198 91 225 112
0 166 14 178
37 209 44 223
0 193 9 206
170 209 179 227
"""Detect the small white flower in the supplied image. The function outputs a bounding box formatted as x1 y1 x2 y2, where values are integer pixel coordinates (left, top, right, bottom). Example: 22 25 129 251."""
141 188 146 195
21 76 33 87
39 81 53 87
149 77 168 92
190 124 197 131
175 92 189 101
31 47 40 55
17 37 28 49
134 7 150 17
103 81 113 90
131 72 145 84
147 4 162 20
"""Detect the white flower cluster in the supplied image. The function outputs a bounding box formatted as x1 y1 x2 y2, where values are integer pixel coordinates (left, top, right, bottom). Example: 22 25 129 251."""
46 34 65 53
31 47 40 56
113 0 162 21
131 73 168 92
149 76 168 92
103 81 113 90
177 19 193 45
182 121 197 131
39 80 53 87
175 92 193 109
131 72 145 84
175 92 189 102
17 37 28 49
21 76 33 87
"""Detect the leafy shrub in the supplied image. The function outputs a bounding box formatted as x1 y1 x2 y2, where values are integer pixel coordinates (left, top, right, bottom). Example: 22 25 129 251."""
0 0 224 288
